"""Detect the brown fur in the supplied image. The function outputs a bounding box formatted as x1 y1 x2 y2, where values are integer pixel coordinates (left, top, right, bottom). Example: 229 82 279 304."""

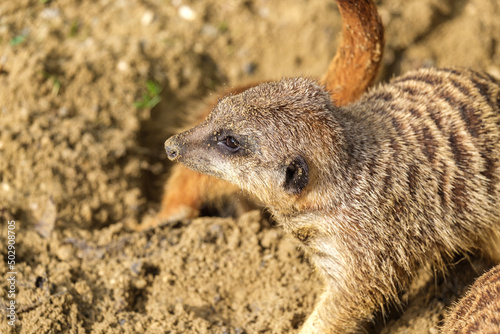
138 0 384 230
156 0 500 332
164 68 500 333
322 0 384 106
441 264 500 333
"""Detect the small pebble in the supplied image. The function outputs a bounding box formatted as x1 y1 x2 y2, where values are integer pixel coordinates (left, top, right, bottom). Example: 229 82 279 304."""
56 245 73 261
40 7 60 20
2 182 10 192
58 107 68 117
135 278 147 289
201 24 218 37
35 198 57 239
141 10 154 26
244 62 257 75
130 261 142 275
174 303 184 315
258 7 269 18
117 60 129 72
178 5 196 21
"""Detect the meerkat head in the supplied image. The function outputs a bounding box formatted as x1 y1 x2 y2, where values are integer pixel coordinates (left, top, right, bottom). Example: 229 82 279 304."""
165 78 343 212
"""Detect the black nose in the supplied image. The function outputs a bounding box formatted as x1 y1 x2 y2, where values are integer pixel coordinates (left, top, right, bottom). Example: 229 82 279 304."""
164 137 180 161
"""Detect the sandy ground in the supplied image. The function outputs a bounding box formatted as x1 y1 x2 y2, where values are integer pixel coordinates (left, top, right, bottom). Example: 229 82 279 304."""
1 0 500 333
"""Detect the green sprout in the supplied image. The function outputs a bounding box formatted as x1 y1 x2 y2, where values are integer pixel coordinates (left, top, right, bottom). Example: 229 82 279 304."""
10 35 26 46
51 76 61 96
69 20 79 37
134 80 162 109
42 71 61 96
218 22 229 33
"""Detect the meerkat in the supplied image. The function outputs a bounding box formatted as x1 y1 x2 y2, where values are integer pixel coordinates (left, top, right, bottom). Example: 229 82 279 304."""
139 0 384 229
441 264 500 334
155 0 500 332
164 64 500 333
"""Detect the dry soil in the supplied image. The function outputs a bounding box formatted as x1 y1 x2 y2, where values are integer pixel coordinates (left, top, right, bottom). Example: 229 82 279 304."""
1 0 500 333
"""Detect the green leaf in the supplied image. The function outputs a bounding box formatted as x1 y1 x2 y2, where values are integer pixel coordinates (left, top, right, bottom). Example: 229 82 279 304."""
10 35 26 46
135 80 162 109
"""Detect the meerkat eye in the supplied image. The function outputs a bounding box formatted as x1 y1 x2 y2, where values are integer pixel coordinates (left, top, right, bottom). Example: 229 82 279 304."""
218 136 240 153
226 136 239 148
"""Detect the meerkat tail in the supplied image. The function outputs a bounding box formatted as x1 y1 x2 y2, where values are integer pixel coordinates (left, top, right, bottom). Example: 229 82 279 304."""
321 0 384 106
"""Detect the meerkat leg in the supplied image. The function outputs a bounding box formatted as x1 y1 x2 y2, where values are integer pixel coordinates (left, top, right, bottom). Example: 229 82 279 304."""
300 287 373 334
157 164 242 221
137 164 240 230
300 290 343 334
299 292 332 334
157 165 205 221
137 165 202 230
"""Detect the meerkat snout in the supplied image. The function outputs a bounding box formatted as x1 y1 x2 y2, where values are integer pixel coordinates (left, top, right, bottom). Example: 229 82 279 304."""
165 136 181 161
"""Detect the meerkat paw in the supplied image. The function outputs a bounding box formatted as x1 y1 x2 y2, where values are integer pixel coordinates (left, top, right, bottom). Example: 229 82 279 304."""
135 215 162 231
299 311 325 334
298 288 370 334
155 204 199 225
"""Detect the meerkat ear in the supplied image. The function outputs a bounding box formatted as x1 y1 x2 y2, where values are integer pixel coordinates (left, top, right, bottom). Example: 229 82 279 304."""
283 156 309 194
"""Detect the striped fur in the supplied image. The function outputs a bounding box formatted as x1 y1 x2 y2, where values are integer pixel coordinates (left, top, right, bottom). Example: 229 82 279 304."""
284 68 500 333
296 68 500 332
441 264 500 333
